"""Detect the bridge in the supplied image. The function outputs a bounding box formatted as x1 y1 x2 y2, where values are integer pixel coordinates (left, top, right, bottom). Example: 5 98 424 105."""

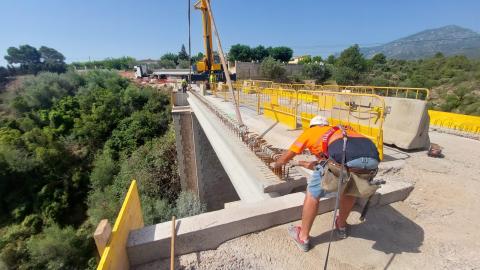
95 81 480 269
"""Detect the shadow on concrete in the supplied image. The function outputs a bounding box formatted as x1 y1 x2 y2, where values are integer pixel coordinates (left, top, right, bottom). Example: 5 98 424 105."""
383 147 411 161
310 205 423 256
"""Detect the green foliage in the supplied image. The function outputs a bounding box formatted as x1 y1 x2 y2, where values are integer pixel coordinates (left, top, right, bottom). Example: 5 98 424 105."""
27 225 93 270
160 53 179 65
1 70 176 269
228 45 293 62
178 44 189 61
268 46 293 62
175 191 206 219
260 57 287 82
302 62 329 83
334 45 367 84
5 45 67 75
371 53 387 65
10 72 83 113
251 46 269 61
158 59 176 69
229 44 252 62
71 56 136 71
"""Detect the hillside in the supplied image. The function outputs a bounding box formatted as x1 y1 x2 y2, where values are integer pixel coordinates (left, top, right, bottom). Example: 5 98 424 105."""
361 25 480 59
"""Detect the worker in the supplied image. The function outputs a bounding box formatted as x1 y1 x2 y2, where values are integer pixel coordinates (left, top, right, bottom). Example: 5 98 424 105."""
272 115 380 252
209 72 216 92
181 77 188 93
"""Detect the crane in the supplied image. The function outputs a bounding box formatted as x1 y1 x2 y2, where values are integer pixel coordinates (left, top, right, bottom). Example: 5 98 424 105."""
194 0 222 75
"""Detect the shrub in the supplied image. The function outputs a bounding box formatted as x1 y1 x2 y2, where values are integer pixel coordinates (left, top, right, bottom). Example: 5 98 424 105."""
260 57 287 82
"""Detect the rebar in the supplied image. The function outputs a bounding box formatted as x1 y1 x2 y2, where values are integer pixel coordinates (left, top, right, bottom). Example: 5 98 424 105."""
190 90 290 180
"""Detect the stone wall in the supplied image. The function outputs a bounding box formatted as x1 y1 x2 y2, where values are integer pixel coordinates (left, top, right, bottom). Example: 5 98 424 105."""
172 94 239 211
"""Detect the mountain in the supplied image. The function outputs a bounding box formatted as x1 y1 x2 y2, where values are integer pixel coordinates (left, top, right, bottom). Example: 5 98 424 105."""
360 25 480 59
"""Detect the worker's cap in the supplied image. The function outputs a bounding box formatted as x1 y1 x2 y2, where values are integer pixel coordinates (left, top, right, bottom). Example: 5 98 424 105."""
309 115 329 127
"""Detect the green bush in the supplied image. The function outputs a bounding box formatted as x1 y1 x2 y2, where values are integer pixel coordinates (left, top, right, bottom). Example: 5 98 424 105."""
260 57 287 82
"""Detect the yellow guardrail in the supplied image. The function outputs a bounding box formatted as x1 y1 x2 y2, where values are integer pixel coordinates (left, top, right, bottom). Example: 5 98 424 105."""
250 80 430 100
97 180 144 270
429 110 480 134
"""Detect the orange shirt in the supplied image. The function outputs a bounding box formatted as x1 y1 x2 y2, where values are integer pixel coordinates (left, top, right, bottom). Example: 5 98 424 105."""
289 125 331 158
289 125 365 158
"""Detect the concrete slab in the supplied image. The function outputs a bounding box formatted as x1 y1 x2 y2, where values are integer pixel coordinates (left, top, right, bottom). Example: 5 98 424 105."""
188 93 280 201
127 180 413 267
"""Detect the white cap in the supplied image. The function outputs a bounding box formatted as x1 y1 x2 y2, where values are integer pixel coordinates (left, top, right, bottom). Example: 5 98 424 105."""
309 115 329 127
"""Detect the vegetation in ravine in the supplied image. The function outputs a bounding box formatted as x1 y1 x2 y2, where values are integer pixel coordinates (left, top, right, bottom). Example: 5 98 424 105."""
0 67 204 269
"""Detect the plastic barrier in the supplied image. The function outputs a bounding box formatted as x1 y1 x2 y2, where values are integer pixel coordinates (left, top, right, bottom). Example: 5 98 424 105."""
97 180 144 270
429 110 480 134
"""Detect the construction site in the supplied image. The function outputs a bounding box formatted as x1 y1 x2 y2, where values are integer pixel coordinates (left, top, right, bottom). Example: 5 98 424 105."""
2 1 480 270
90 1 480 269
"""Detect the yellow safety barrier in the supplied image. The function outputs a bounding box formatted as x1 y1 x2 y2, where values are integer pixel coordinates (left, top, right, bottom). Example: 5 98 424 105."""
97 180 144 270
429 110 480 134
220 82 386 158
296 91 385 159
247 80 429 100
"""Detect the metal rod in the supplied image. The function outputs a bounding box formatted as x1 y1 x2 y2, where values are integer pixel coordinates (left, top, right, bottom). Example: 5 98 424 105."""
204 0 244 126
170 216 176 270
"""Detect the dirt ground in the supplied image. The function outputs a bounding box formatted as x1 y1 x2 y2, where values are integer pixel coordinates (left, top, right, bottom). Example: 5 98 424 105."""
148 130 480 270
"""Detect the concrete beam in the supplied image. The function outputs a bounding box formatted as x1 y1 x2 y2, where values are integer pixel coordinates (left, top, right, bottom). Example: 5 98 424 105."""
127 180 413 266
187 93 281 202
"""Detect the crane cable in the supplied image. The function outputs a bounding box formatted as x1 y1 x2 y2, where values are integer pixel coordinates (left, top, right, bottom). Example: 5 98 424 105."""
188 0 192 84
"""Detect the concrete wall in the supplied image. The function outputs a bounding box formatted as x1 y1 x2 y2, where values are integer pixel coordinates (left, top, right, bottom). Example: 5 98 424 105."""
191 115 240 210
172 94 239 211
234 61 303 80
383 97 430 150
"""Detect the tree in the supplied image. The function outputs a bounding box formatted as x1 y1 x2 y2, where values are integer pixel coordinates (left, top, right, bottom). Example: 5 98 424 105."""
160 53 178 65
251 45 269 61
4 45 42 74
260 56 286 81
228 44 252 62
268 46 293 62
334 45 367 84
178 44 189 61
0 66 8 82
302 62 328 83
159 59 176 69
298 55 312 64
312 56 323 63
39 46 67 73
326 55 336 65
191 52 204 63
336 45 367 72
371 53 387 65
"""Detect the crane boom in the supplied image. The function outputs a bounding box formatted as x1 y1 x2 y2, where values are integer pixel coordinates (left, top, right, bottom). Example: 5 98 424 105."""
194 0 221 74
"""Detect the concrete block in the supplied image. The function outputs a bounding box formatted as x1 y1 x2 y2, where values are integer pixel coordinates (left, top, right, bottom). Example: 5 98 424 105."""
383 97 430 150
127 180 413 266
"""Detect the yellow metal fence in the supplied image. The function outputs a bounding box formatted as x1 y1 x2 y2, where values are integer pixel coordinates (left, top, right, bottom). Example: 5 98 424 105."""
429 110 480 134
213 84 386 159
97 180 144 270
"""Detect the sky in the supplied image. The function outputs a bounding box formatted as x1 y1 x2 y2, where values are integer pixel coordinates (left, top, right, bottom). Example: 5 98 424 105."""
1 0 480 66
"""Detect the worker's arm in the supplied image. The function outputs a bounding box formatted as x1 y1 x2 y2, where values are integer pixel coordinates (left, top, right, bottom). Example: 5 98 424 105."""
272 151 317 170
272 150 296 168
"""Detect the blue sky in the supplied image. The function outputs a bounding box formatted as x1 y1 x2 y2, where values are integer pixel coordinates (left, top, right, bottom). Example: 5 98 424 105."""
1 0 479 66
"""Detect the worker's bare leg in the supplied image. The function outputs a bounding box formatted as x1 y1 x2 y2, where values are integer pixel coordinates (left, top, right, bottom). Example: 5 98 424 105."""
337 194 356 227
299 192 319 241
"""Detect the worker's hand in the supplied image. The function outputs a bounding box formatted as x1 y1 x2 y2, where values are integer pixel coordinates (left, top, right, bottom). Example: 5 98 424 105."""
289 160 300 167
270 161 282 169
